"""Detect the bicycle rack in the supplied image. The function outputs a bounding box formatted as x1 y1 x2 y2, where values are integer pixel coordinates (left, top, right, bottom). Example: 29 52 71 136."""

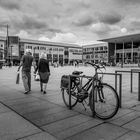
115 69 140 101
131 69 140 101
68 74 96 117
97 72 122 108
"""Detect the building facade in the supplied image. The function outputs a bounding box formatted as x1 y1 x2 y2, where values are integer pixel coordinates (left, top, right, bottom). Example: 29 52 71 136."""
0 36 82 65
100 33 140 65
83 42 108 63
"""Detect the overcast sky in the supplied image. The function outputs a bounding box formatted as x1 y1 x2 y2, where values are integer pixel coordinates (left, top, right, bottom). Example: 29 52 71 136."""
0 0 140 45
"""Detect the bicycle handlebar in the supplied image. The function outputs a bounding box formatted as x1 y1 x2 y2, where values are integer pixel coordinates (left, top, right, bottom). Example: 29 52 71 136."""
85 61 105 70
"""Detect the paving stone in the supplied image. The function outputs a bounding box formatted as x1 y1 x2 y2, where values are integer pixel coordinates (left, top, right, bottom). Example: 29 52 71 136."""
24 106 67 120
132 104 140 111
19 132 58 140
4 96 40 106
42 114 93 133
122 99 140 108
0 111 41 140
117 131 140 140
11 102 57 115
55 119 103 140
109 111 140 126
123 117 140 132
66 123 128 140
33 110 79 127
108 108 134 121
42 115 103 139
11 100 50 109
0 103 11 113
0 90 26 101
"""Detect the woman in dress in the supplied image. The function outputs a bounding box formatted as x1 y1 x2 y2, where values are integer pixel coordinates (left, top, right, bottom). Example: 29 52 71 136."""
35 52 50 94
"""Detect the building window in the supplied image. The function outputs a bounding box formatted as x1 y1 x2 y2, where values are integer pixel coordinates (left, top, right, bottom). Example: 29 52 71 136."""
59 48 64 51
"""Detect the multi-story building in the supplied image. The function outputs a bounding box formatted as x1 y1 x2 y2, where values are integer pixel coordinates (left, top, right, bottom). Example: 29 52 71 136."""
83 42 108 63
100 33 140 65
1 33 140 67
0 36 82 65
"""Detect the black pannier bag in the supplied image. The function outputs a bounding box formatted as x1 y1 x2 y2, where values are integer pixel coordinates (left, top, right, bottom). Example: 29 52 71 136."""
61 75 70 89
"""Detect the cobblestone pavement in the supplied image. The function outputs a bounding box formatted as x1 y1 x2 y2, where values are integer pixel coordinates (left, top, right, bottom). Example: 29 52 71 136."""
0 66 140 140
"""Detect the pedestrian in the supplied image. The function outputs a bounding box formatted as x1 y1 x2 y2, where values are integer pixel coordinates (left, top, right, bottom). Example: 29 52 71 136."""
35 52 50 94
17 49 36 94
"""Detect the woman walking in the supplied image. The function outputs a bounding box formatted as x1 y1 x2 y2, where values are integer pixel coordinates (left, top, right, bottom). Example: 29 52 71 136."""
35 52 50 94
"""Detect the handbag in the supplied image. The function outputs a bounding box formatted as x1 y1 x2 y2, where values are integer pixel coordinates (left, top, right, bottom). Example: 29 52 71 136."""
35 73 40 81
16 72 20 84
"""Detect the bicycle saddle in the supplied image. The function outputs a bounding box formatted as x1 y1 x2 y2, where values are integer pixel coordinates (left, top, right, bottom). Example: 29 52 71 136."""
72 71 83 75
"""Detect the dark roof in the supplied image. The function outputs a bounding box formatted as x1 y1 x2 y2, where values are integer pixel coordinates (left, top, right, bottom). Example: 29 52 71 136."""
99 33 140 43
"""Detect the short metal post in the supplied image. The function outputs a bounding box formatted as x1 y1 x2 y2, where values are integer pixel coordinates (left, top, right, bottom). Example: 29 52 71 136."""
130 70 133 93
92 77 95 117
138 72 140 101
119 74 122 108
69 75 72 110
115 71 117 91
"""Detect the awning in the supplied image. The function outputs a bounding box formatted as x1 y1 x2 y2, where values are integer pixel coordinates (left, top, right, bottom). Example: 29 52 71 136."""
99 33 140 43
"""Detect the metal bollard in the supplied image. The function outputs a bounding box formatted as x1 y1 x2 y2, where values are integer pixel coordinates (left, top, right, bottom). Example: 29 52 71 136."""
69 75 72 110
138 72 140 101
92 76 95 117
119 74 122 108
130 70 133 93
115 71 117 91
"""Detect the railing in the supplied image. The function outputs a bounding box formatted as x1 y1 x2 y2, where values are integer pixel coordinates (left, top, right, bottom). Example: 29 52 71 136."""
98 72 122 108
131 69 140 101
115 69 140 101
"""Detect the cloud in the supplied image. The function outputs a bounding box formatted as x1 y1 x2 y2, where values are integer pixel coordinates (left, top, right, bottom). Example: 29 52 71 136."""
48 28 62 33
114 0 140 5
90 23 110 35
98 11 123 25
121 28 127 33
128 19 140 32
52 33 78 43
41 32 79 44
11 15 47 32
16 30 31 39
22 15 47 30
73 16 94 26
0 0 20 10
38 36 50 41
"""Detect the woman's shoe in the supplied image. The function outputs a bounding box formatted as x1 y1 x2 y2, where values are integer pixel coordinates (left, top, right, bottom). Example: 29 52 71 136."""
43 91 46 94
41 89 43 92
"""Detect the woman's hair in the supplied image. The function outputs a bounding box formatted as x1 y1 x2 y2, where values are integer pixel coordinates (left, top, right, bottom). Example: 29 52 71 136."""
40 52 46 59
25 49 32 54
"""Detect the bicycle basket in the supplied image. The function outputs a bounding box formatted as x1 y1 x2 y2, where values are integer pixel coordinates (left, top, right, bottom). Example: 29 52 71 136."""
61 75 70 89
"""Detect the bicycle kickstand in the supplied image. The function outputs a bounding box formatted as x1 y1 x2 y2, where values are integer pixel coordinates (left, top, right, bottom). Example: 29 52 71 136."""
82 102 87 111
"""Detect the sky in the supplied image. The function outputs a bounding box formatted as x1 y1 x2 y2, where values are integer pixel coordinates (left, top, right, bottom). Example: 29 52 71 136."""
0 0 140 45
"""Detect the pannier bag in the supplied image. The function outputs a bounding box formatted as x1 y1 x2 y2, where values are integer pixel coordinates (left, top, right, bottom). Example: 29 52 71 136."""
61 75 70 89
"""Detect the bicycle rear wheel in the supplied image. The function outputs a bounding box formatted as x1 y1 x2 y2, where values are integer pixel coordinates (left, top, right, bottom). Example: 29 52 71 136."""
62 88 78 108
89 83 119 120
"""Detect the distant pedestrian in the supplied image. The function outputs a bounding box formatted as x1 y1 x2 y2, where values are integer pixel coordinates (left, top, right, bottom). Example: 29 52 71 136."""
17 49 36 94
35 52 50 94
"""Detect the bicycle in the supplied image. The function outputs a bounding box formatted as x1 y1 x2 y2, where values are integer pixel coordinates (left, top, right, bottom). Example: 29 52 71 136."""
60 62 119 120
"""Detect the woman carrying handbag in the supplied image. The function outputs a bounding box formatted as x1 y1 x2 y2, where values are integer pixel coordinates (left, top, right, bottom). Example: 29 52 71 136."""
35 52 50 94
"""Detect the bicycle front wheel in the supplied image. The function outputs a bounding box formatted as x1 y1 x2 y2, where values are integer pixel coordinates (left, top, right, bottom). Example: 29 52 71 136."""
62 88 78 108
89 83 119 120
